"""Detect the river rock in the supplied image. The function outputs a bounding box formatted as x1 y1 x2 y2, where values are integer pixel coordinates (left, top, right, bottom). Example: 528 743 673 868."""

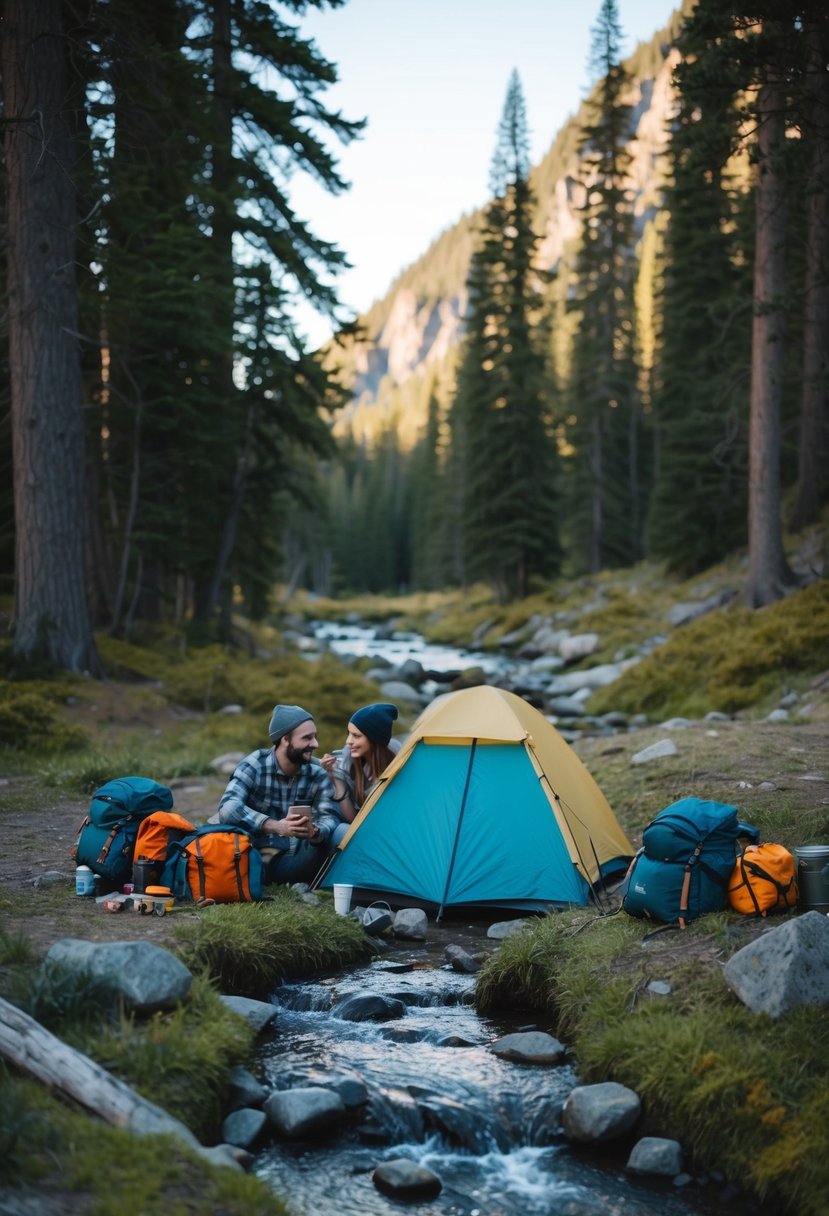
526 622 570 655
547 695 587 717
200 1143 252 1171
333 993 407 1022
559 632 600 662
487 918 528 940
562 1081 641 1142
631 738 679 764
333 1077 369 1108
529 655 566 673
221 1107 267 1150
43 939 192 1014
626 1135 684 1176
209 751 245 774
394 907 428 940
396 657 426 685
225 1065 268 1111
220 994 278 1032
491 1030 566 1064
380 1025 424 1043
723 911 829 1017
444 944 481 973
265 1087 346 1137
373 1158 442 1200
378 679 423 704
548 659 639 696
33 870 73 888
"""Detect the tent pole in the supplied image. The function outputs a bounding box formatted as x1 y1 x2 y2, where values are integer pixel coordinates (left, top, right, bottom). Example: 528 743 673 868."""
538 767 611 911
437 739 477 922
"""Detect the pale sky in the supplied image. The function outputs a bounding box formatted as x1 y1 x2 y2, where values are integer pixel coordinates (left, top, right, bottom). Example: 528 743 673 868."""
289 0 678 347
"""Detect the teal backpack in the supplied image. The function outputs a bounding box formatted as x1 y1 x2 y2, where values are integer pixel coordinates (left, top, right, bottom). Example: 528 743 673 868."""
620 797 759 927
73 776 174 892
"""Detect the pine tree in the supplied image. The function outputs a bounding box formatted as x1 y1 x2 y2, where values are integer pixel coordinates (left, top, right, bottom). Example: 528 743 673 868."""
565 0 643 573
76 0 362 637
646 0 753 574
450 71 559 601
786 13 829 531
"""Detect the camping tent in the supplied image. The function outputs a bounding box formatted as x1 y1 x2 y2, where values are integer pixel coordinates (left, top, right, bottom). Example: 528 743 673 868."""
318 685 633 917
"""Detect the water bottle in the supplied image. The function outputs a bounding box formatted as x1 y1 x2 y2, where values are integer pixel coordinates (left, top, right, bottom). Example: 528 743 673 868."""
75 865 95 896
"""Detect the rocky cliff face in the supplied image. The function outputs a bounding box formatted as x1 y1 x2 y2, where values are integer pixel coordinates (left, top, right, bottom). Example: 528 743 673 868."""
334 36 680 430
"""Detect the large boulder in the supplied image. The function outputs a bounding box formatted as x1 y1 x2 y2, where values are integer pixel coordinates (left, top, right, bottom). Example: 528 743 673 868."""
723 911 829 1018
44 939 191 1014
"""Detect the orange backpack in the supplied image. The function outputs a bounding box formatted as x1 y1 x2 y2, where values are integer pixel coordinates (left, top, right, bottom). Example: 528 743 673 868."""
134 810 196 865
162 825 264 904
728 843 798 917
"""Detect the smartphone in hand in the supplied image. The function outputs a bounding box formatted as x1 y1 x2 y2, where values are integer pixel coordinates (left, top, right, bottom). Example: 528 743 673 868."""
287 798 313 834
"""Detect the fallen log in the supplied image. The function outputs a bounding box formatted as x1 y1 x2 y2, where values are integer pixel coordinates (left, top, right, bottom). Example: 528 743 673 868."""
0 995 242 1169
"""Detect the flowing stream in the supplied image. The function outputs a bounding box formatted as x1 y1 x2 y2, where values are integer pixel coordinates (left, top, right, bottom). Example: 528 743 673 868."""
311 620 510 680
252 934 758 1216
269 623 759 1212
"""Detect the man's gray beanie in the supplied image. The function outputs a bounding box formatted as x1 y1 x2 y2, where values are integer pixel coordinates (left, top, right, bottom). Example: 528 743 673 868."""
269 704 314 741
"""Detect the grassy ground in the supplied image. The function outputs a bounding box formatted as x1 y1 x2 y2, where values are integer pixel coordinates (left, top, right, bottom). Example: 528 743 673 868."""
0 557 828 1214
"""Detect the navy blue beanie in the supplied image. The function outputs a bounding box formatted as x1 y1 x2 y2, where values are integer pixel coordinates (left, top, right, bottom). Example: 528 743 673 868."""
350 702 398 746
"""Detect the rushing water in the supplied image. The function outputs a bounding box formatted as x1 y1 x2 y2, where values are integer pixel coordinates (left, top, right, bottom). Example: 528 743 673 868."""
311 620 511 679
252 938 759 1216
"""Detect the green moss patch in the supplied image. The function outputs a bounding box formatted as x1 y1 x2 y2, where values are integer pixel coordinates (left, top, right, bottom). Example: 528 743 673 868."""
476 909 829 1216
589 580 829 720
172 888 374 997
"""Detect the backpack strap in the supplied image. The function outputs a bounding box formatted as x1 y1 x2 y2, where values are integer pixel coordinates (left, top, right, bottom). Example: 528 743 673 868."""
743 857 797 908
96 826 121 867
193 835 207 902
737 851 764 917
678 842 706 928
232 833 245 901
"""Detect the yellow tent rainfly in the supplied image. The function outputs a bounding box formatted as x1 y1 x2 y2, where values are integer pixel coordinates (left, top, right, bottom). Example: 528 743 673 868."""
318 685 633 919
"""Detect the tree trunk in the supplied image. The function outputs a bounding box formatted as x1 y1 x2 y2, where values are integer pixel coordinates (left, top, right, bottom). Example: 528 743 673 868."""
3 0 101 673
0 995 241 1169
744 69 796 608
195 0 239 627
789 21 829 531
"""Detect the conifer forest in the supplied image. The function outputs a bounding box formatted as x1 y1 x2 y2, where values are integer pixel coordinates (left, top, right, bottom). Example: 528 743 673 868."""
1 0 827 672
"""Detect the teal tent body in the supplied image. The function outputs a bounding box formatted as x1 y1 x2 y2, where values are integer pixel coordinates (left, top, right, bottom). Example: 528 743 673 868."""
319 686 633 915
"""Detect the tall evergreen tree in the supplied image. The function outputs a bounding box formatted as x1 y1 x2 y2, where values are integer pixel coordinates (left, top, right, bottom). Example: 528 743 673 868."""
75 0 361 638
787 14 829 531
743 12 799 606
2 0 101 672
410 389 449 590
646 0 752 573
450 71 559 600
565 0 643 573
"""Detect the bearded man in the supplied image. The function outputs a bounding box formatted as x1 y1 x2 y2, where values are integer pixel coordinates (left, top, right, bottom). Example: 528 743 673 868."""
215 703 338 885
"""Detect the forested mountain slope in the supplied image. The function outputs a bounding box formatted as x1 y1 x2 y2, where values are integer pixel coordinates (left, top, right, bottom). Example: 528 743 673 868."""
328 3 688 446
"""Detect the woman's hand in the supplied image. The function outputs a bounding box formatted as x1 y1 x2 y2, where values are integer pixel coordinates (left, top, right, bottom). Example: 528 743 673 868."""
321 752 336 772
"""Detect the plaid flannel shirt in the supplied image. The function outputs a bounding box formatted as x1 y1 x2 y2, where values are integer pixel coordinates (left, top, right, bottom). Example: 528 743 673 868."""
217 748 338 845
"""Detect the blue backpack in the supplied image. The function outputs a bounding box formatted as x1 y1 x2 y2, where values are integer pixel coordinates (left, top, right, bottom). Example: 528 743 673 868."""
620 797 759 927
73 776 174 891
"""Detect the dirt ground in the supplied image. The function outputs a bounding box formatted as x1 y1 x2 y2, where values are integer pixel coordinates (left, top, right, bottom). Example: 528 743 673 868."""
1 679 827 963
